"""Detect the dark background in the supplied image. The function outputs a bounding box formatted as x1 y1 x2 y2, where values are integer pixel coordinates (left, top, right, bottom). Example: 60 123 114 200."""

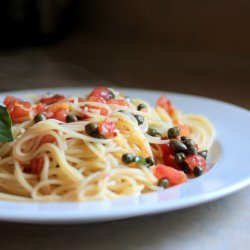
0 2 249 249
0 0 249 108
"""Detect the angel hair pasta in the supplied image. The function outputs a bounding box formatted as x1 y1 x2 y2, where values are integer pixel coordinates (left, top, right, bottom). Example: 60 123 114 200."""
0 87 214 201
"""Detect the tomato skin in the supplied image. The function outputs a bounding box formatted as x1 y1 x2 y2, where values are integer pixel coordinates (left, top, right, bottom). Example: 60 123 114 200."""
185 154 207 171
163 154 180 170
107 99 128 106
51 109 68 122
39 94 65 104
88 87 113 103
160 143 173 155
155 164 188 186
30 157 44 174
157 96 174 116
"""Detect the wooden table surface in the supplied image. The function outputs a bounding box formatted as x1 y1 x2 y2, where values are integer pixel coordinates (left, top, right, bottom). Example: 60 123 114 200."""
0 34 249 250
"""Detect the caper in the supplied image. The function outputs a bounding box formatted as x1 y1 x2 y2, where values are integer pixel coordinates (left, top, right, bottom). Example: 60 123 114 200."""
118 110 126 113
137 103 146 111
167 127 180 139
182 164 191 174
198 150 208 160
174 152 186 165
145 157 155 166
85 123 98 135
122 153 135 164
147 128 160 137
193 166 204 177
134 114 144 125
66 114 78 123
183 138 195 148
169 140 187 153
34 114 46 123
134 156 146 165
108 90 115 99
181 136 189 142
158 178 169 189
186 146 198 155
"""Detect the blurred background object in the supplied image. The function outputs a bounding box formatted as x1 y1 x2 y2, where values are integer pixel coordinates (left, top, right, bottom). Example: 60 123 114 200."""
0 0 249 108
0 0 78 47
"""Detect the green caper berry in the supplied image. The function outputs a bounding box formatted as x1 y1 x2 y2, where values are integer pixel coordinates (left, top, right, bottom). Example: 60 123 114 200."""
134 114 144 125
167 127 180 139
158 178 169 189
85 123 98 135
34 114 46 123
66 114 78 123
183 138 195 148
182 164 191 174
181 136 189 142
134 156 146 165
193 166 204 177
198 150 208 160
174 152 186 165
145 157 155 166
122 153 135 164
169 140 188 153
147 128 160 137
186 146 198 155
137 103 146 111
108 90 115 99
118 110 126 113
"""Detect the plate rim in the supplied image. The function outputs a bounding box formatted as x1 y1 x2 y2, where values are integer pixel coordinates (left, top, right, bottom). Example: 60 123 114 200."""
0 87 249 224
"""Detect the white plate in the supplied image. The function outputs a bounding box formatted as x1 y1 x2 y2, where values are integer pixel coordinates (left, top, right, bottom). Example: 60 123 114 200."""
0 87 249 224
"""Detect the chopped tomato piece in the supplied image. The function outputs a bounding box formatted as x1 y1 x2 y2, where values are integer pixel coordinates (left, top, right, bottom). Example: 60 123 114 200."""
45 102 70 115
157 96 174 116
39 94 65 104
107 99 128 107
159 143 173 155
30 157 44 174
185 154 207 172
32 103 45 116
4 96 22 106
155 164 187 186
98 119 117 138
163 154 180 170
4 96 33 123
52 109 68 122
7 101 32 123
158 144 179 169
88 87 114 103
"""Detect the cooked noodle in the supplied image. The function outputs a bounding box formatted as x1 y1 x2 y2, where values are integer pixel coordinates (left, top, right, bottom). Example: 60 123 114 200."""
0 88 215 201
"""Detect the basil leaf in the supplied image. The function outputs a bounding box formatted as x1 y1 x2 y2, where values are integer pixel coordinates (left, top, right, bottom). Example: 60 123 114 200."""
0 106 14 142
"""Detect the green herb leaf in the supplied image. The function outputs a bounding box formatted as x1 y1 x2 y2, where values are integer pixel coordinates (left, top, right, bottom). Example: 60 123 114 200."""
0 106 14 142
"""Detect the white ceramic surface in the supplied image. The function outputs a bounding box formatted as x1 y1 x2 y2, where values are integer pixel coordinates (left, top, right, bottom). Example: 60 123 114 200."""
0 87 249 224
